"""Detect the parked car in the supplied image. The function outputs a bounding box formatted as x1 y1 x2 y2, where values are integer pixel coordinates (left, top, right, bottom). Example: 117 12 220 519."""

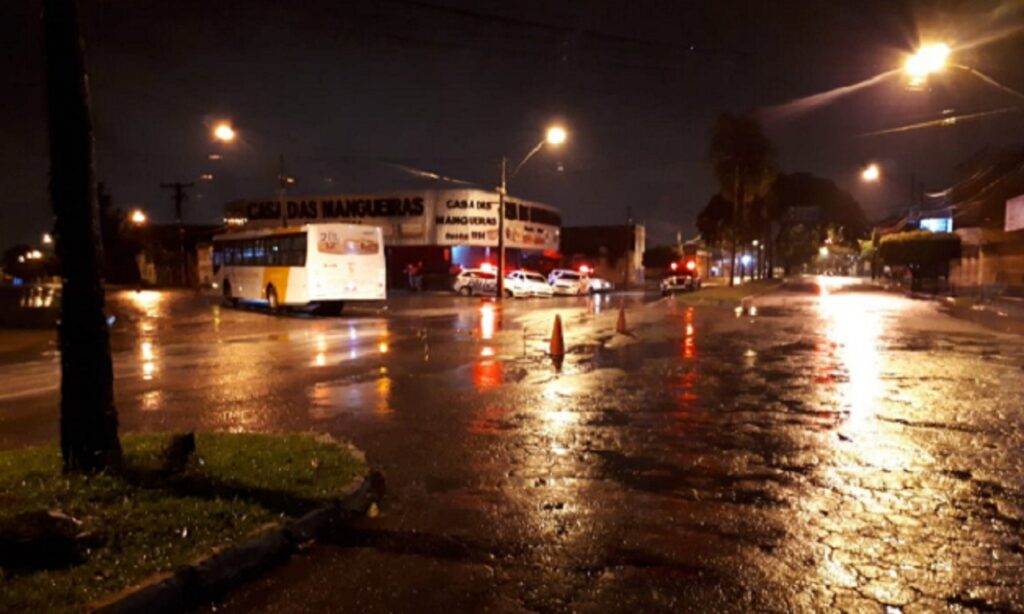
547 269 589 295
587 277 614 293
660 271 702 294
505 270 554 298
452 268 498 296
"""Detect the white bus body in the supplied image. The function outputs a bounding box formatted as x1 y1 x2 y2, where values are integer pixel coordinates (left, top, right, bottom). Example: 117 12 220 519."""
212 224 386 308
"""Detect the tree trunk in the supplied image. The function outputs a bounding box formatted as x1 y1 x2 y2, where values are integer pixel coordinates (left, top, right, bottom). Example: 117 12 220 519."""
44 0 122 472
728 166 741 287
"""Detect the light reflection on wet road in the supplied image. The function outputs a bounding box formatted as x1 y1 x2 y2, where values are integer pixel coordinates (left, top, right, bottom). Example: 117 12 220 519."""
3 281 1024 612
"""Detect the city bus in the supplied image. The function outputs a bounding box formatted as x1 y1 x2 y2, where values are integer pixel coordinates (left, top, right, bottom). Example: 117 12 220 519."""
212 223 386 311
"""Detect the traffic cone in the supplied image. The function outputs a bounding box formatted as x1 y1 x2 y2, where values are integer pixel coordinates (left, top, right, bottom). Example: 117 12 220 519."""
549 314 565 357
616 305 629 335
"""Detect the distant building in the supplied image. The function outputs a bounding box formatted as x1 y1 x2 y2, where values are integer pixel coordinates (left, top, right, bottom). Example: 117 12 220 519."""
942 147 1024 297
560 224 645 287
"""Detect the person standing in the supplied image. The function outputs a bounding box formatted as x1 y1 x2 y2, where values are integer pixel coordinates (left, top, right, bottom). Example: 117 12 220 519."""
405 262 416 291
414 260 425 291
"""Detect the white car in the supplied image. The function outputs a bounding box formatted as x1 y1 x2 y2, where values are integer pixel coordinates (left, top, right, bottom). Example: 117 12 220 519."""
504 270 554 298
660 273 701 294
547 269 589 295
587 277 614 293
452 268 497 296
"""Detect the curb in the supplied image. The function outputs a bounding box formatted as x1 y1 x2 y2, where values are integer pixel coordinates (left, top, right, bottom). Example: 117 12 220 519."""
91 469 385 614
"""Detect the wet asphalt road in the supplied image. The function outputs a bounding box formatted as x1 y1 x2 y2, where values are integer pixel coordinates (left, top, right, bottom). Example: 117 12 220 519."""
3 280 1024 612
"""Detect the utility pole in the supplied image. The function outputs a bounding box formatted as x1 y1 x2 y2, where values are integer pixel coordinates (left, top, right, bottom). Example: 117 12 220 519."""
496 156 508 300
160 181 193 286
276 154 291 227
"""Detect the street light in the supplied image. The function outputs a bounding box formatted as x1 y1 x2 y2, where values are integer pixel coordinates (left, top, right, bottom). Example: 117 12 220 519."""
41 233 53 245
213 121 236 143
902 42 1024 105
905 43 950 87
495 125 568 299
129 209 147 225
546 126 567 145
861 163 881 182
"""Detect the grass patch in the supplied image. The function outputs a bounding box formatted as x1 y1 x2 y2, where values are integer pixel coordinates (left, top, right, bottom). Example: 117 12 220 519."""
671 278 783 304
0 432 365 614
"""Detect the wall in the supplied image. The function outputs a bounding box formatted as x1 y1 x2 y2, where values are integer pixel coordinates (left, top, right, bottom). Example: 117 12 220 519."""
950 228 1024 297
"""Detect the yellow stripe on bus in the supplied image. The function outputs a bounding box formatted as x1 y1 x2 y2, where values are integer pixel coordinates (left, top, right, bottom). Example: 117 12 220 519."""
262 267 291 303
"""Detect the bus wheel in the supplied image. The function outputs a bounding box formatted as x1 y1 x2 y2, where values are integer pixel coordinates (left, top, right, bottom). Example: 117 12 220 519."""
459 286 473 297
223 280 238 306
266 285 280 312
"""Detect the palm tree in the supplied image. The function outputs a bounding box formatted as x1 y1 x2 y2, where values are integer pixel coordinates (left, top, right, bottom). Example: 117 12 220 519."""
708 113 776 286
43 0 122 471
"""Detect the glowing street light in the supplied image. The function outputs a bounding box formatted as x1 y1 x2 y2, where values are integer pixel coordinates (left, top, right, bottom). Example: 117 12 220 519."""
905 43 950 87
41 233 53 245
129 209 148 225
213 122 236 143
546 126 568 145
496 124 569 300
861 163 881 182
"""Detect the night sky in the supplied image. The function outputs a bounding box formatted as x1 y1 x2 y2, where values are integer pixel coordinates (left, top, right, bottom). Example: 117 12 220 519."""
3 0 1023 251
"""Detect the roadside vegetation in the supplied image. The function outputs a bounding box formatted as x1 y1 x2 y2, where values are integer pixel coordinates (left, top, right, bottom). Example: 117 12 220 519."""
0 432 364 614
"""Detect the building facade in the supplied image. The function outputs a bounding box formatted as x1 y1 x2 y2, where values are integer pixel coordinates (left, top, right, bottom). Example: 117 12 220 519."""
224 189 562 289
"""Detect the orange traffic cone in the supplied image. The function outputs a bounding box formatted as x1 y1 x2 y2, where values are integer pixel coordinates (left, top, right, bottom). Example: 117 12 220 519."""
549 314 565 357
616 305 629 335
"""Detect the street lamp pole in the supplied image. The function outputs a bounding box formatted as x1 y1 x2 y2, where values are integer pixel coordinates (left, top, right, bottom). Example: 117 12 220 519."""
497 156 508 299
494 126 567 301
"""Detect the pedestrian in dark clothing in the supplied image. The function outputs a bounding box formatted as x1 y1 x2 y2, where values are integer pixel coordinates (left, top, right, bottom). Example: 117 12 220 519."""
405 263 416 290
414 261 425 291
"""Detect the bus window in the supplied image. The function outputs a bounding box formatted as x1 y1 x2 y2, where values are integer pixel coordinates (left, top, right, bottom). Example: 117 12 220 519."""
253 240 266 265
286 234 307 266
242 241 255 265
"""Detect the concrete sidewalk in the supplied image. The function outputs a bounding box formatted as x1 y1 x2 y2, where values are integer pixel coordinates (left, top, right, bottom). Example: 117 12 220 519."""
938 295 1024 336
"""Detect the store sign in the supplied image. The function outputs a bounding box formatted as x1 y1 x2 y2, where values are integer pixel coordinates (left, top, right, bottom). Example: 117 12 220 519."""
244 196 425 221
228 190 560 251
435 199 499 245
1006 194 1024 232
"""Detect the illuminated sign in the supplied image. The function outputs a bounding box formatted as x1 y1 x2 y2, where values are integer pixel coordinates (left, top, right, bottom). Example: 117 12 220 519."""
919 217 952 233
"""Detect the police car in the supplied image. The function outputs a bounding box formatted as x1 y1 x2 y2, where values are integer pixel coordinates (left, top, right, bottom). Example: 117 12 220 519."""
547 269 590 295
660 270 702 294
504 270 554 298
587 277 614 293
452 268 498 296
